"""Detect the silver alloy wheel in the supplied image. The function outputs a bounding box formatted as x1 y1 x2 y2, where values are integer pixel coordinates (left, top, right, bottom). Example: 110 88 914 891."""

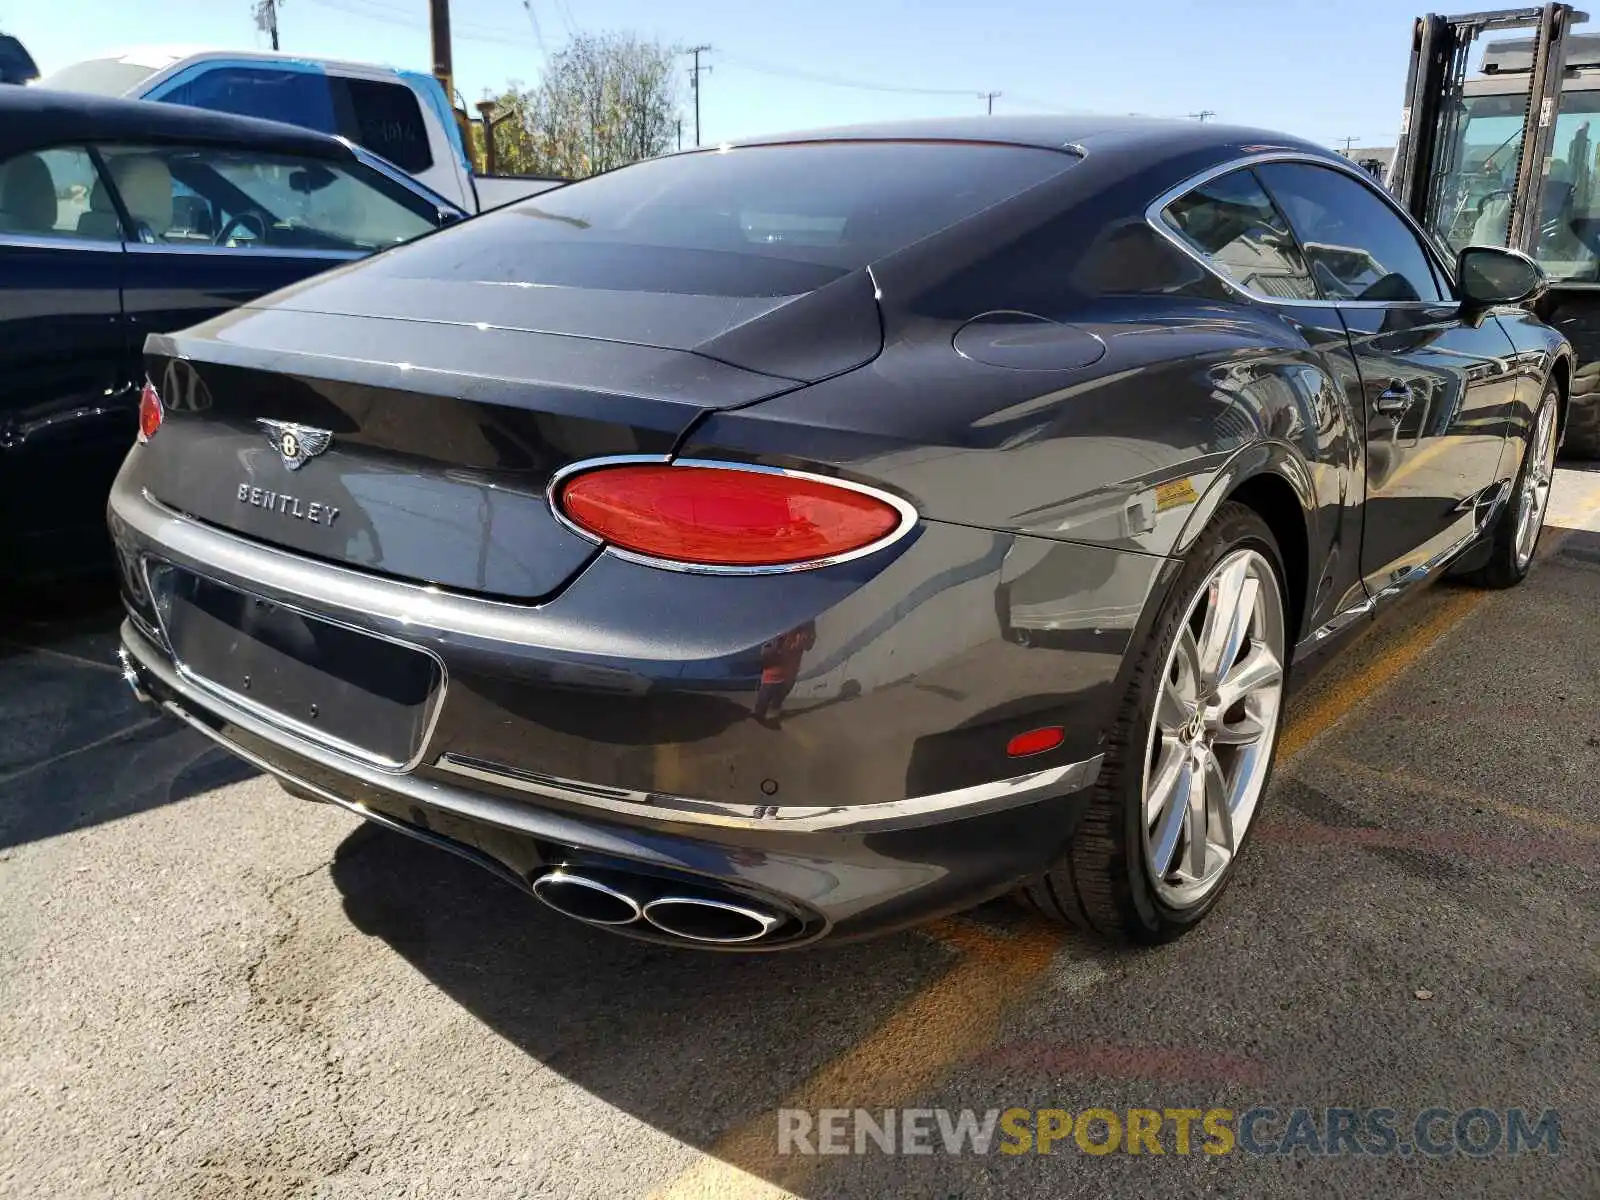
1141 548 1286 909
1514 397 1559 571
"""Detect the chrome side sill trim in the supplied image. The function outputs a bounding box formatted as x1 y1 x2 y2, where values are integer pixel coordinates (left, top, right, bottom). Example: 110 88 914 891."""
1295 515 1494 665
435 750 1104 834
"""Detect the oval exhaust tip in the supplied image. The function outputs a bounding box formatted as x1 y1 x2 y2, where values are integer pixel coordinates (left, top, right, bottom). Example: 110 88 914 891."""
532 870 641 926
641 896 783 944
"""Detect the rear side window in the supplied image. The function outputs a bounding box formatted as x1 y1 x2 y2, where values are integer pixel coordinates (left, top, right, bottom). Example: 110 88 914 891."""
1255 162 1446 302
369 141 1076 297
0 147 119 242
160 67 339 135
156 67 433 174
1161 169 1317 301
333 79 432 174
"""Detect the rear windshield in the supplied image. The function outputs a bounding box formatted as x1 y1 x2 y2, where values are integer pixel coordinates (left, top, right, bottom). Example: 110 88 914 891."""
376 141 1076 297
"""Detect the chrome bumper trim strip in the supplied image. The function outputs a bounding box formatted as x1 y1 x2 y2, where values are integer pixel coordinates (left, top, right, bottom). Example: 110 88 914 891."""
435 750 1103 834
122 621 1100 836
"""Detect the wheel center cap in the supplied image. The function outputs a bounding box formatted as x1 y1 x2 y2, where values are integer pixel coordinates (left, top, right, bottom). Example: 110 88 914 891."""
1185 709 1208 743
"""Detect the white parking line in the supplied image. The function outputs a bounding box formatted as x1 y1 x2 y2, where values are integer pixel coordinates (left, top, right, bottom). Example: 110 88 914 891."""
0 717 166 789
0 641 122 675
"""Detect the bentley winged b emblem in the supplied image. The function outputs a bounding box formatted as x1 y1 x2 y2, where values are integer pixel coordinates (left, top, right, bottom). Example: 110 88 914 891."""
258 419 333 471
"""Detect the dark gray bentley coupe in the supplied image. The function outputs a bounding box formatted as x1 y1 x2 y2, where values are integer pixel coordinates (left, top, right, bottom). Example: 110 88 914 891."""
111 117 1568 949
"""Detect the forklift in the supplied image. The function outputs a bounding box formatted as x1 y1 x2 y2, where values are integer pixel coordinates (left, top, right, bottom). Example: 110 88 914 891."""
1390 2 1600 454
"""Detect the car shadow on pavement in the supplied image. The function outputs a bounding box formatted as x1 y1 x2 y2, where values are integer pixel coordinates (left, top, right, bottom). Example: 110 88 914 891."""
329 821 966 1161
0 577 260 849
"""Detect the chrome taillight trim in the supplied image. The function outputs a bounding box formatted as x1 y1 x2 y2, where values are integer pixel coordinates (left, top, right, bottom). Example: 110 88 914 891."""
546 455 921 576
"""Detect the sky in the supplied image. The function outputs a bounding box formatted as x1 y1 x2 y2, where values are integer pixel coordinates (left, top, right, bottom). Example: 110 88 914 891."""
2 0 1517 152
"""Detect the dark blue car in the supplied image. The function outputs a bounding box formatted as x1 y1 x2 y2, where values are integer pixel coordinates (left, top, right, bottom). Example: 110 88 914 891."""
0 86 461 583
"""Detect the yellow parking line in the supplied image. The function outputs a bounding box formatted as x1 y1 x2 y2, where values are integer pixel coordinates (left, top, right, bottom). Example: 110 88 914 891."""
652 505 1600 1199
1309 754 1600 841
653 919 1072 1200
1275 586 1485 762
651 604 1489 1200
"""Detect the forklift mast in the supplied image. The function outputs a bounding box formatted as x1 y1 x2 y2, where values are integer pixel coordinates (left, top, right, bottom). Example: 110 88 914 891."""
1390 4 1582 253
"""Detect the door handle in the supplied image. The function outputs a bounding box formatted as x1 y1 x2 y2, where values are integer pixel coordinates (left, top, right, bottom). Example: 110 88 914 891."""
1374 382 1415 415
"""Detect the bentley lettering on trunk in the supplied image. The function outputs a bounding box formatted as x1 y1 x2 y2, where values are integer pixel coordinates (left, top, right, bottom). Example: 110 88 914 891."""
236 484 340 526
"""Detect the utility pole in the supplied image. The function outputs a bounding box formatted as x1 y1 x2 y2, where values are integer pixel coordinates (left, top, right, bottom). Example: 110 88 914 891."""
981 90 1002 115
429 0 454 116
687 45 712 146
676 118 683 152
253 0 281 51
1337 136 1360 156
1188 109 1216 122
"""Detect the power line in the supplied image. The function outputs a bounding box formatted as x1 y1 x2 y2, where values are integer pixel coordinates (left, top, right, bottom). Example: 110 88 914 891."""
1188 110 1217 122
551 0 578 38
1004 93 1085 114
302 0 537 46
1337 135 1361 155
716 51 984 98
520 0 549 57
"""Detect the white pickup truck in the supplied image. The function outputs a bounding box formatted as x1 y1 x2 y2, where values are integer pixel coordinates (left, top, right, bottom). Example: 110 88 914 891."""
40 47 564 214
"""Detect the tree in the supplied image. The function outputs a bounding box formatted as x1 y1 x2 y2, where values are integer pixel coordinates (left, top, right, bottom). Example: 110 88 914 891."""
487 32 680 179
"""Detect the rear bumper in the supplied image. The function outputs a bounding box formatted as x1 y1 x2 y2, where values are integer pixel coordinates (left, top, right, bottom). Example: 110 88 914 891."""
122 620 1100 945
107 466 1163 945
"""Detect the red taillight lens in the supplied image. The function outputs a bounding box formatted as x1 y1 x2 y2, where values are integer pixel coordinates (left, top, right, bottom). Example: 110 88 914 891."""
137 382 163 443
1006 727 1065 757
557 463 908 569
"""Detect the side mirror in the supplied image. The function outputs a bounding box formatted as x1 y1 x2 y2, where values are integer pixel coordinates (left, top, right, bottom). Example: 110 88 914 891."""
436 207 464 227
1457 244 1547 307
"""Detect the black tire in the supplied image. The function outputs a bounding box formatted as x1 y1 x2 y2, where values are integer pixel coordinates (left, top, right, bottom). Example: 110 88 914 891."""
1015 502 1288 943
1563 364 1600 460
1462 382 1561 590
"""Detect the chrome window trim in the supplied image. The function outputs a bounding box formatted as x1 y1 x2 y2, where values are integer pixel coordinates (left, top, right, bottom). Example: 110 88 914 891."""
351 143 465 219
141 556 449 775
1145 150 1462 310
0 231 123 252
123 241 364 261
547 455 921 576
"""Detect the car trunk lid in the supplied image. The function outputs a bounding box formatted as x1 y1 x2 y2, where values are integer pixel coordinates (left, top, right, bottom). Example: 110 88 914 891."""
137 302 809 601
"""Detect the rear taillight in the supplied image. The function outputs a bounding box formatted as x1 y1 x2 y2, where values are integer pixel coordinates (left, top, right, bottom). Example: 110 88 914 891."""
554 461 914 571
137 382 163 443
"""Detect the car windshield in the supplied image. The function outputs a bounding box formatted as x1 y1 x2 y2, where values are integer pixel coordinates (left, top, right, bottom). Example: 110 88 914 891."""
374 140 1077 297
38 57 162 96
1435 86 1600 282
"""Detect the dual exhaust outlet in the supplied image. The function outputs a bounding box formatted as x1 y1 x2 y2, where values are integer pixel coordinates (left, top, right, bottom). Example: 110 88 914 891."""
531 868 788 945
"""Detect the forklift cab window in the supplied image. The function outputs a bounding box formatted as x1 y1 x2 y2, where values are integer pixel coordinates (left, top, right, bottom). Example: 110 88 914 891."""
1438 87 1600 282
1435 93 1525 252
1533 87 1600 282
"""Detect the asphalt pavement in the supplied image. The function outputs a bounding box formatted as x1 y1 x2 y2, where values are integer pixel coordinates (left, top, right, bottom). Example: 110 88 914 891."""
2 470 1599 1200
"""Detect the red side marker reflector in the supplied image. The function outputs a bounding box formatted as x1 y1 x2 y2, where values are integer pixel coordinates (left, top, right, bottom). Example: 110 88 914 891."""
1006 726 1065 757
557 464 904 568
137 382 163 443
